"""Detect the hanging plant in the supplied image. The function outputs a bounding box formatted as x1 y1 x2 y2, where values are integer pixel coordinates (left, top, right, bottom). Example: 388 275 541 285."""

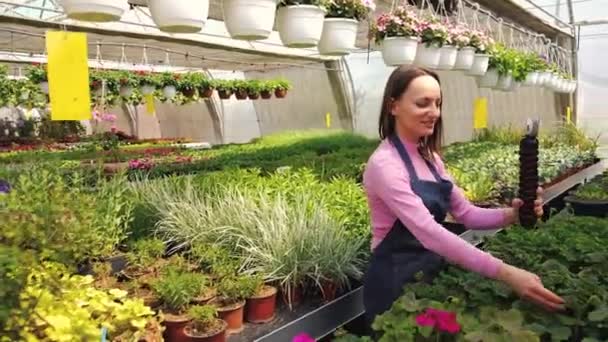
26 63 48 94
318 0 375 55
469 30 495 54
233 80 249 100
198 78 215 98
259 81 274 99
417 17 449 48
177 72 204 99
276 0 330 48
115 70 138 98
216 80 235 100
156 72 180 101
136 71 159 96
371 7 420 66
273 79 292 98
246 80 262 100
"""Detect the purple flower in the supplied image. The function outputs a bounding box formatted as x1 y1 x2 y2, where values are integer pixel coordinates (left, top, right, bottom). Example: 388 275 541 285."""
292 333 315 342
0 179 10 194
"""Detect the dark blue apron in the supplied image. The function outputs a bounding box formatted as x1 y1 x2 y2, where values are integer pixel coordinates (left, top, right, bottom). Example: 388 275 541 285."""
363 135 453 332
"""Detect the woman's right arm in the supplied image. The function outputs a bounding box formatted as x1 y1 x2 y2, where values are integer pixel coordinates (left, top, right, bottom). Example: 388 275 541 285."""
366 158 565 311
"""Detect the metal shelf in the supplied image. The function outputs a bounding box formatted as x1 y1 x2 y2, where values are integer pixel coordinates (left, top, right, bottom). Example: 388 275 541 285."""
244 161 607 342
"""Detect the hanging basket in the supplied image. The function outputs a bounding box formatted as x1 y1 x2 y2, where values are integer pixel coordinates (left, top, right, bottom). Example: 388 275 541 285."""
465 53 490 76
223 0 278 40
318 18 359 56
277 5 326 48
522 72 539 87
163 85 177 99
437 45 458 70
119 86 133 98
380 36 418 66
495 73 513 91
148 0 209 33
414 43 441 69
453 47 475 70
475 68 499 88
58 0 127 22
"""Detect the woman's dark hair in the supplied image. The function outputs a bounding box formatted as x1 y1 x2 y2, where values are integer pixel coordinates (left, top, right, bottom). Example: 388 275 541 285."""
378 66 443 161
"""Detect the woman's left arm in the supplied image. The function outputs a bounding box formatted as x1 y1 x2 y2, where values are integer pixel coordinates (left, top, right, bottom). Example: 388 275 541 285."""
434 154 515 229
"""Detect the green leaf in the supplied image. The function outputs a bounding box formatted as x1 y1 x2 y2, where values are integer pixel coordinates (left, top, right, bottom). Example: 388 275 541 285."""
581 338 600 342
510 330 540 342
547 326 571 341
524 323 547 335
496 309 523 332
588 307 608 322
401 292 421 313
418 325 433 338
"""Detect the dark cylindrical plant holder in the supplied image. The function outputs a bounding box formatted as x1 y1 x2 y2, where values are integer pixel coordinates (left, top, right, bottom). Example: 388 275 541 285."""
181 87 196 98
235 89 248 100
518 122 539 228
199 87 214 98
564 196 608 218
260 90 272 99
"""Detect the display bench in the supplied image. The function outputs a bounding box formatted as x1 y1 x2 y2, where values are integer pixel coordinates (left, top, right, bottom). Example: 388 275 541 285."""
228 160 606 342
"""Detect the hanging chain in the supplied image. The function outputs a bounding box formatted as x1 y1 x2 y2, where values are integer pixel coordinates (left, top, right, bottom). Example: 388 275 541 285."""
120 44 128 65
497 18 504 45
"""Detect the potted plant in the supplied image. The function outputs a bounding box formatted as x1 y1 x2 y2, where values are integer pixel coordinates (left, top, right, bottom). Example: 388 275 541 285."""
276 0 329 48
26 64 49 94
259 81 274 99
215 80 235 100
413 17 449 69
246 80 261 100
178 72 203 99
212 275 256 334
233 80 249 100
273 79 292 98
183 305 228 342
244 275 278 324
436 22 460 70
317 0 376 56
198 78 216 98
136 70 158 96
476 45 502 88
57 0 128 22
451 25 476 70
152 267 207 342
465 29 494 76
222 0 279 40
157 72 180 101
564 177 608 217
116 70 138 98
371 7 420 66
148 0 209 33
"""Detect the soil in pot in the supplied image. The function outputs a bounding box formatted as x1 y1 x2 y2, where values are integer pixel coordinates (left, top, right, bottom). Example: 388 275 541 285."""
218 90 232 99
182 87 197 98
245 285 277 324
564 195 608 218
162 313 192 342
248 92 260 100
214 299 246 334
235 90 248 100
275 89 288 98
199 87 214 98
184 319 228 342
260 90 272 99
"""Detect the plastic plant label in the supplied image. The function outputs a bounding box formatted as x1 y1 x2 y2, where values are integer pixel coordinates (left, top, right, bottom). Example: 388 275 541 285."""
145 94 155 115
325 112 331 128
566 106 572 123
45 31 91 121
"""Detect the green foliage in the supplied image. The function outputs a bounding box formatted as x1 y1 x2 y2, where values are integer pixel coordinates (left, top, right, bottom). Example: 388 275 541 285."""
372 213 608 341
126 238 166 267
0 166 131 266
216 275 257 303
4 262 159 342
188 305 219 331
325 0 373 21
152 267 206 312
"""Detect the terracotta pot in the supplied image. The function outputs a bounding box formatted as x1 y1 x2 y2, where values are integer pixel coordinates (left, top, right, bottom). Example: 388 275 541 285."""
182 87 196 98
199 87 214 98
321 281 338 303
162 314 191 342
183 319 228 342
216 300 245 334
218 90 232 99
235 89 248 100
103 162 130 174
260 90 272 99
245 285 277 323
248 92 260 100
191 288 217 305
275 89 287 98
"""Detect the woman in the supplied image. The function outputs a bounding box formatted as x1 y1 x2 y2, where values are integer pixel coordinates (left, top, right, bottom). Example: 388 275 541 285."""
362 66 564 329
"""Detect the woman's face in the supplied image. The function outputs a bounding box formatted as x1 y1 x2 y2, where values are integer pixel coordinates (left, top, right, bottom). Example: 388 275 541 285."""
391 75 442 140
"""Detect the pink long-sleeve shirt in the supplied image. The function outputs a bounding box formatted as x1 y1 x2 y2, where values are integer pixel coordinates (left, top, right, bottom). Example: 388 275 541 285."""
363 138 510 279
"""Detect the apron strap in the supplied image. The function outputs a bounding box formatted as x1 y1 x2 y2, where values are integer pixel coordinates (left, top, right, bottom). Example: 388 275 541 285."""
390 135 419 182
424 158 443 182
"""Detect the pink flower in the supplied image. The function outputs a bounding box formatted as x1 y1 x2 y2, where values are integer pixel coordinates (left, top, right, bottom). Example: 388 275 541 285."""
292 333 315 342
415 308 461 335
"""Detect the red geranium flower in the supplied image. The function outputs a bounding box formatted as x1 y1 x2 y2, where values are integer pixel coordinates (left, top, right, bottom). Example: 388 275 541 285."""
415 308 461 334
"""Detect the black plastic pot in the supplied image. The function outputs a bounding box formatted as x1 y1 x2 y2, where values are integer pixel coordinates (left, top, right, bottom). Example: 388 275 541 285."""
77 254 128 276
564 195 608 218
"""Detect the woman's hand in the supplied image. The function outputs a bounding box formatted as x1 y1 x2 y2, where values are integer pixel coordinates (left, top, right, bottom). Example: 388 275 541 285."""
506 186 544 224
497 264 565 312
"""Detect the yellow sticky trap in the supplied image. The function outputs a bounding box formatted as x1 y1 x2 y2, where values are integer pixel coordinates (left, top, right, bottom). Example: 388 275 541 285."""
145 94 155 115
473 97 488 129
45 31 91 121
325 112 331 128
566 106 572 123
